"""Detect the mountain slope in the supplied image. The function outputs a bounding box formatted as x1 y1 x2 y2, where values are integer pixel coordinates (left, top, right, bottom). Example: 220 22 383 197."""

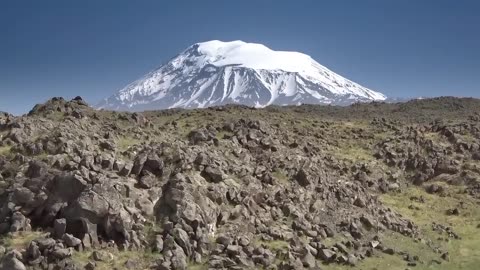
98 40 386 111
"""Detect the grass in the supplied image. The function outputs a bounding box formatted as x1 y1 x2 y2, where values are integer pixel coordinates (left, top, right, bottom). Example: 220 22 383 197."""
0 231 46 250
424 132 451 148
462 161 480 174
215 130 232 139
320 121 377 163
329 121 369 130
424 132 443 141
46 111 65 121
142 222 163 247
187 262 209 270
333 144 375 163
272 169 289 184
321 234 348 248
323 184 480 270
457 133 479 144
254 239 289 251
373 131 394 141
0 229 158 270
116 136 141 152
380 185 480 270
31 151 49 159
0 145 12 156
71 249 157 270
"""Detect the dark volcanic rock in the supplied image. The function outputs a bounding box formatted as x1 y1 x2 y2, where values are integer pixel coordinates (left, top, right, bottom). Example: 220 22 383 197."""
0 97 479 269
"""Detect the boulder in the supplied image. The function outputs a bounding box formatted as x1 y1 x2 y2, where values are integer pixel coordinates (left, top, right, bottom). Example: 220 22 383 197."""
138 173 156 189
36 238 56 251
318 249 336 262
0 251 26 270
354 197 366 208
173 228 191 256
91 250 114 262
302 250 316 268
131 153 148 175
143 154 164 176
51 247 72 259
188 128 212 145
26 241 41 261
25 160 48 178
170 245 188 270
12 187 35 205
64 190 110 224
154 235 164 252
135 197 154 217
53 218 67 238
119 162 133 176
294 169 311 187
201 166 225 183
10 212 30 232
63 233 82 247
383 247 396 255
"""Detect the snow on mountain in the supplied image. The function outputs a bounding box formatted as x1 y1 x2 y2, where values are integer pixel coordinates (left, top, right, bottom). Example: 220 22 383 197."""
97 40 386 111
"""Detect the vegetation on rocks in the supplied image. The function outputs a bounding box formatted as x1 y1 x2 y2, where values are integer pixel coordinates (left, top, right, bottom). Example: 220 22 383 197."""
0 96 479 269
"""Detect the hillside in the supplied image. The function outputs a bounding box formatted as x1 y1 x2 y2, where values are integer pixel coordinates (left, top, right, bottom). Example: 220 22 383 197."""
0 97 479 270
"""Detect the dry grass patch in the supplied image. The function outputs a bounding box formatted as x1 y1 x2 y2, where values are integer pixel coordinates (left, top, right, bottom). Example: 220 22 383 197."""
272 169 289 184
116 136 141 152
71 249 157 270
333 144 375 163
0 231 46 250
0 145 12 156
254 239 289 251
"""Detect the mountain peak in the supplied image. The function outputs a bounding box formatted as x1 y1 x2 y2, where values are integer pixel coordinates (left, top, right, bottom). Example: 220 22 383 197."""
192 40 315 74
195 40 271 56
97 41 386 111
195 39 247 48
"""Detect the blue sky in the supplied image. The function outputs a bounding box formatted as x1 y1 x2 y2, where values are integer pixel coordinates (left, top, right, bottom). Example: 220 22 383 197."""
1 0 479 115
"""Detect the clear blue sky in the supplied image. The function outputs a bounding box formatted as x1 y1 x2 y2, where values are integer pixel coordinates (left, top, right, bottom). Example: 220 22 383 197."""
1 0 479 115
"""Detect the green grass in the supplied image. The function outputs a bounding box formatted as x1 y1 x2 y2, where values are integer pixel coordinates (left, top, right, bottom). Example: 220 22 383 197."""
323 184 480 270
0 231 46 250
322 253 408 270
380 185 480 270
321 234 348 248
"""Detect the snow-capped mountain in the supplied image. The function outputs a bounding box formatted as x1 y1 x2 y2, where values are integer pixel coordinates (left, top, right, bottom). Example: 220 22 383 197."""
97 40 386 111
